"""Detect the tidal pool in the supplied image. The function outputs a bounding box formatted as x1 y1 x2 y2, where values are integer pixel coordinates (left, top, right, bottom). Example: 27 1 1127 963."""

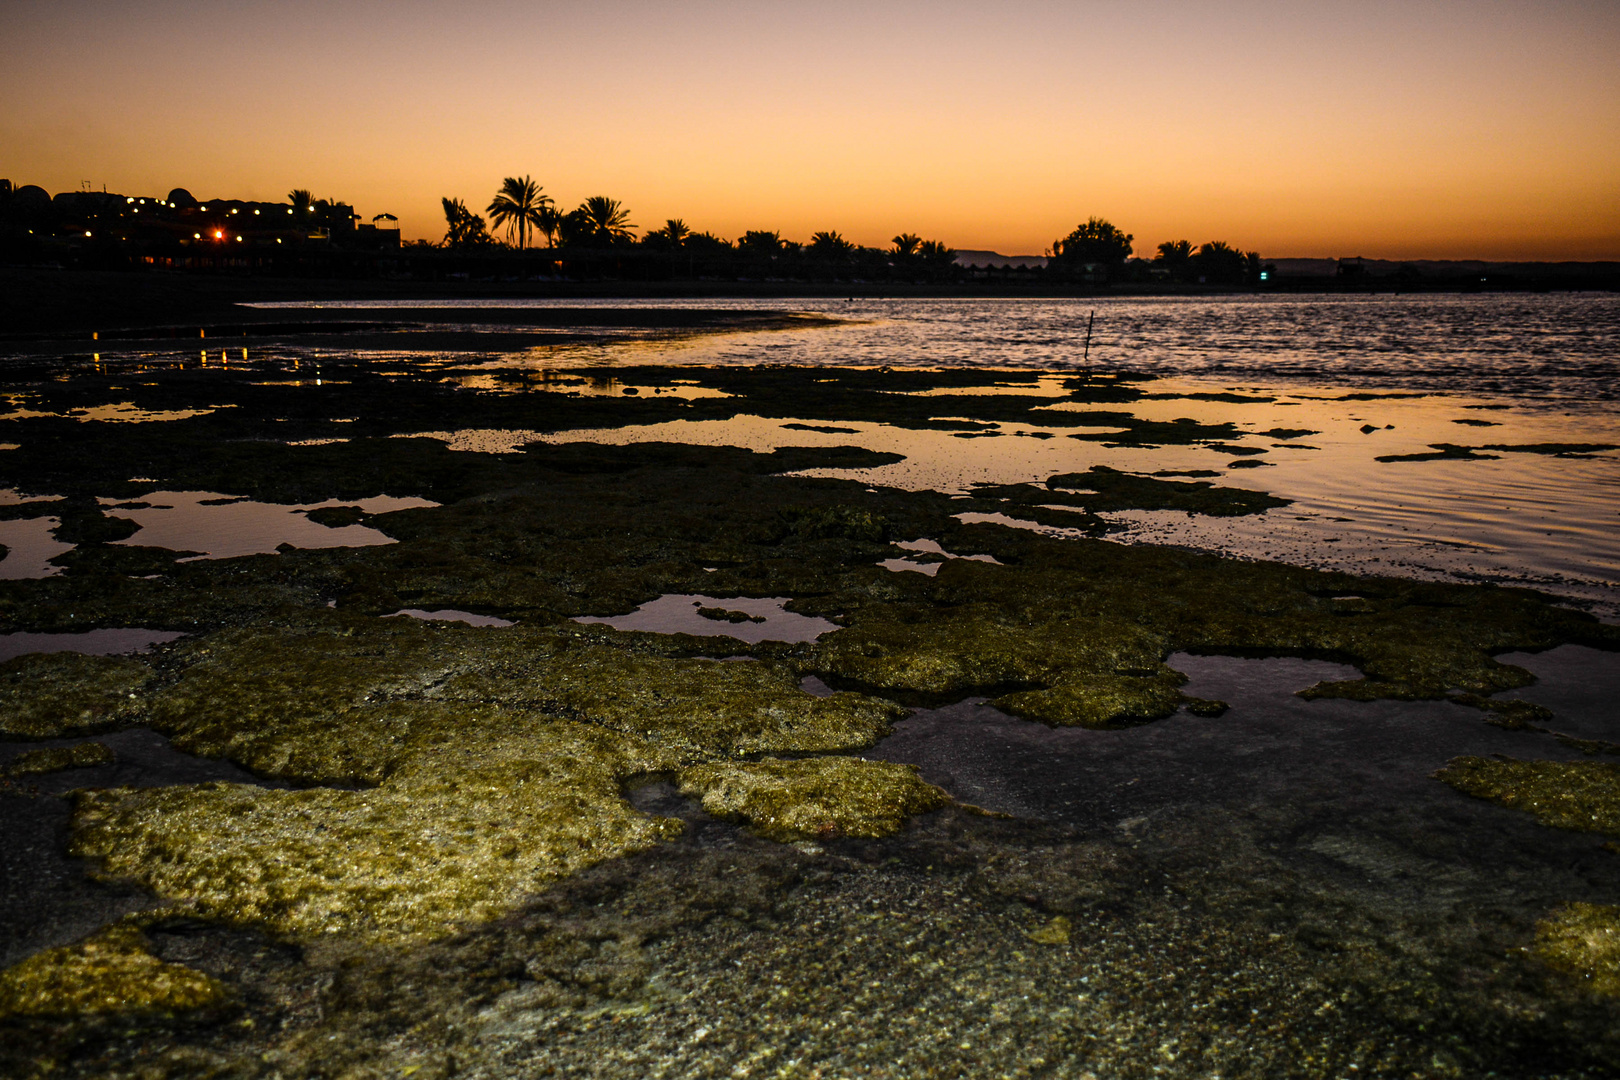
103 490 438 559
0 629 184 664
383 608 516 628
573 594 839 644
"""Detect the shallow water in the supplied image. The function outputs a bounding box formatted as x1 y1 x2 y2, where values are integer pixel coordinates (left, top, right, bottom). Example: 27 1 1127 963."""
573 593 840 643
0 628 184 663
7 295 1616 611
384 608 516 628
102 490 438 561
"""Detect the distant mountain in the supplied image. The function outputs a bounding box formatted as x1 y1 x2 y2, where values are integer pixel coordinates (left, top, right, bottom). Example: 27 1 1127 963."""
1267 257 1620 279
954 249 1048 269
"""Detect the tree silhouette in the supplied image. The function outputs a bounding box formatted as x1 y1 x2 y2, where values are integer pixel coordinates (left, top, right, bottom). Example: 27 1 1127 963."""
1051 218 1133 268
571 196 635 244
1156 239 1192 264
1189 241 1257 285
918 239 956 266
738 230 783 255
440 197 491 248
486 175 552 250
808 230 853 259
891 233 923 258
653 218 691 247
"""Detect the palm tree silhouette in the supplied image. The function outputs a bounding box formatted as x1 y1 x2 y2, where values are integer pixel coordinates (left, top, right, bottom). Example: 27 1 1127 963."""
440 197 491 247
535 204 562 249
656 218 691 247
577 196 635 243
288 189 313 220
891 233 922 258
486 176 552 250
809 231 854 258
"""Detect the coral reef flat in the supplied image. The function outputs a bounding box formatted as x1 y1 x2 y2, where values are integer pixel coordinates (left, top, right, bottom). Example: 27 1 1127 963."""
0 299 1617 1077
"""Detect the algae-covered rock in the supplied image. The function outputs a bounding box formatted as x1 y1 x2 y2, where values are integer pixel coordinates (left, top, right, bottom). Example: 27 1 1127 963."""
1536 903 1620 998
481 648 906 760
71 723 684 944
0 652 151 738
677 756 947 842
992 670 1188 728
0 923 224 1017
2 741 115 778
816 603 1169 699
1044 465 1290 516
1435 757 1620 835
145 623 904 785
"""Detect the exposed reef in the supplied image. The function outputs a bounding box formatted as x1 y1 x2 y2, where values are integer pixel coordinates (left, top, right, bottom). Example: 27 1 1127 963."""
1435 757 1620 835
2 741 114 778
0 356 1616 1077
677 756 947 841
0 922 223 1018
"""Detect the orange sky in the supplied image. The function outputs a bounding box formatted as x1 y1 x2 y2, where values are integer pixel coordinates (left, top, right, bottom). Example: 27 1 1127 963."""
4 0 1617 259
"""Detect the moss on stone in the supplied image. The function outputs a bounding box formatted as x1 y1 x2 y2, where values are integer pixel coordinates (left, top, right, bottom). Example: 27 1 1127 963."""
71 722 684 945
1044 465 1290 517
677 756 947 842
992 670 1188 729
3 741 115 778
0 652 151 739
1535 903 1620 998
0 923 224 1017
141 623 902 786
1435 757 1620 835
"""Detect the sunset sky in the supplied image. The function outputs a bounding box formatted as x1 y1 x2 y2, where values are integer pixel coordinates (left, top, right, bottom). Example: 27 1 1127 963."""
4 0 1617 259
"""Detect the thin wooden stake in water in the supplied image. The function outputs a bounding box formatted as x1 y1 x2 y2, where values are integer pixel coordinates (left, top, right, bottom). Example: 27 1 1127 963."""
1083 310 1095 366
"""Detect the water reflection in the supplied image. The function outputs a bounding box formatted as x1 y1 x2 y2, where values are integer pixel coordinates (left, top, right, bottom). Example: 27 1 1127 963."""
103 491 438 560
383 608 515 628
574 594 838 644
0 628 184 664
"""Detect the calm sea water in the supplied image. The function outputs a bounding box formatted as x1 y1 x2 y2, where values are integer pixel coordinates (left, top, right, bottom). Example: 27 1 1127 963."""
270 292 1620 404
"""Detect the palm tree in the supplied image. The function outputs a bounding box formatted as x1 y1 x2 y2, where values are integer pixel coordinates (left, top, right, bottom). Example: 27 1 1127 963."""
891 233 922 258
809 230 853 259
576 196 635 243
486 175 552 250
288 189 313 218
440 197 490 247
535 203 562 249
655 218 691 247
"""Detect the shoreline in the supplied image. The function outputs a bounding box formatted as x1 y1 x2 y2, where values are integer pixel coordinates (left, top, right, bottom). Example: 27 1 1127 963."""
4 265 1617 336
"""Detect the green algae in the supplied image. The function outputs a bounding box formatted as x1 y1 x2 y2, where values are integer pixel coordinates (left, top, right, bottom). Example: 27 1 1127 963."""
993 670 1189 729
3 741 114 778
1067 415 1244 446
0 652 152 738
0 923 224 1017
1376 444 1500 463
138 622 903 786
1026 914 1072 945
72 723 685 944
1044 465 1290 516
1536 904 1620 998
676 756 947 841
1379 442 1619 464
1434 757 1620 835
696 606 765 623
58 621 904 944
808 534 1611 720
303 504 367 528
